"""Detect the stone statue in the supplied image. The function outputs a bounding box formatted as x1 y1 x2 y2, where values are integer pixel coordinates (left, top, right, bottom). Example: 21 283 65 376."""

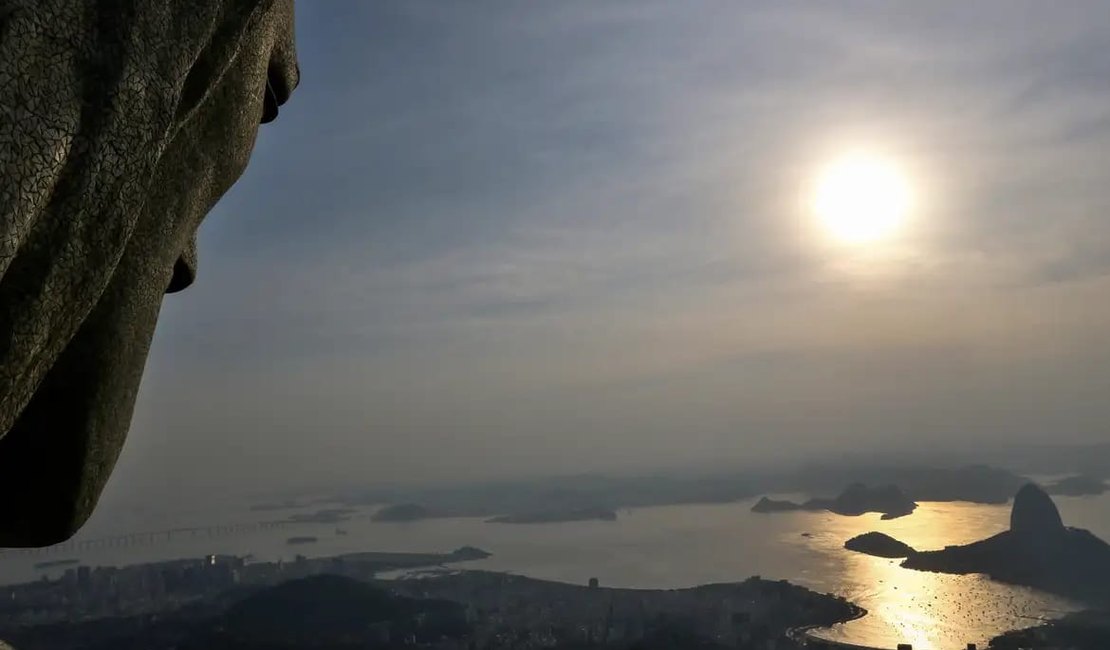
0 0 299 546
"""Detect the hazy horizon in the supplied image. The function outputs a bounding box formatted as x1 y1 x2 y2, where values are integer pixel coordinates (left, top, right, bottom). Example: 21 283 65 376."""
101 2 1110 506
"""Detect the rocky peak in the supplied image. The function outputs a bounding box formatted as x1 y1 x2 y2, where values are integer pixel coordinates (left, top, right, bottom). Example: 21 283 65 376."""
1010 483 1064 534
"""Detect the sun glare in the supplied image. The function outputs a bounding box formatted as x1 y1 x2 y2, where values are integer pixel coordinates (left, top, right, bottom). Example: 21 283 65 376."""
812 153 911 245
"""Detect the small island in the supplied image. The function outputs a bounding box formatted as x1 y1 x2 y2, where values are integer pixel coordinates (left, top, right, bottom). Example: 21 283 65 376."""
751 497 801 513
282 508 356 524
334 546 492 569
372 503 432 522
487 507 618 524
448 546 492 561
844 532 916 558
751 483 917 520
1046 474 1109 497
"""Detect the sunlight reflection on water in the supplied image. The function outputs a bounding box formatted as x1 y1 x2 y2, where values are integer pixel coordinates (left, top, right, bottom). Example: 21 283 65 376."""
4 496 1106 649
803 501 1079 649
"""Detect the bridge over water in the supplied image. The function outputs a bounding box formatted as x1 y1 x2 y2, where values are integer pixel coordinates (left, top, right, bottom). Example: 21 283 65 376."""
0 520 293 557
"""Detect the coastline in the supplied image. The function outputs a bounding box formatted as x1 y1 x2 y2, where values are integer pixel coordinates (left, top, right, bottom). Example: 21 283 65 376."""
788 603 877 649
0 542 1061 650
5 497 1089 646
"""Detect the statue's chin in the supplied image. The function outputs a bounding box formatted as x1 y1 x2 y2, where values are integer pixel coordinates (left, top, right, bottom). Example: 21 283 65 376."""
0 354 148 546
0 408 114 547
0 271 163 547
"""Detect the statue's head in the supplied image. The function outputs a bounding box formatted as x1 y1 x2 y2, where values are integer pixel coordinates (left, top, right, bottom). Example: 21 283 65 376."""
0 1 299 546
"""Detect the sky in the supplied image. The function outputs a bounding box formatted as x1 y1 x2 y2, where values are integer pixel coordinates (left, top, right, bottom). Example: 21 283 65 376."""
99 2 1110 505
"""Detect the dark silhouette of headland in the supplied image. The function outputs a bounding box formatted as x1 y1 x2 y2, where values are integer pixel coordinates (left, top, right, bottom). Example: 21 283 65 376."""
752 483 917 520
855 484 1110 602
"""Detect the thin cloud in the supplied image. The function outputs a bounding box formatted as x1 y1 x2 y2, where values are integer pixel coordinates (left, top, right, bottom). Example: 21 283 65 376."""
113 1 1110 499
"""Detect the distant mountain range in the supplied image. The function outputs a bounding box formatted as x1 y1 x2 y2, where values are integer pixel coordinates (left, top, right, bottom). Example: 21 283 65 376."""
353 463 1042 526
787 464 1029 505
349 472 762 522
486 506 618 524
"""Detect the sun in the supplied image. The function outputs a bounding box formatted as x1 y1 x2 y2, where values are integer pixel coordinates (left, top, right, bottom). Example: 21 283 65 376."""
812 152 911 245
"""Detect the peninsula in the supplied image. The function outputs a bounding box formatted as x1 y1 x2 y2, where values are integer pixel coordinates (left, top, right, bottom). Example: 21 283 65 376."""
887 484 1110 602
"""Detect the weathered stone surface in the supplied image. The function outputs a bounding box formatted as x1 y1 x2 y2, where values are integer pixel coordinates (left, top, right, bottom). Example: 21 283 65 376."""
0 0 299 546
